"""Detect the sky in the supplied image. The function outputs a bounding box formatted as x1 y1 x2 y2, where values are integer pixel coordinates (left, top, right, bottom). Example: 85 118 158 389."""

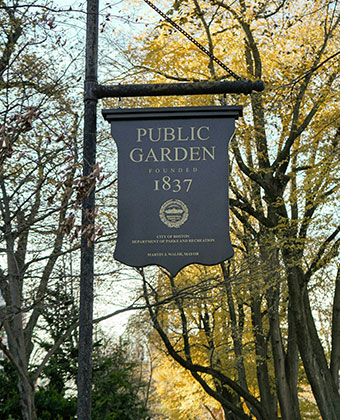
49 0 159 338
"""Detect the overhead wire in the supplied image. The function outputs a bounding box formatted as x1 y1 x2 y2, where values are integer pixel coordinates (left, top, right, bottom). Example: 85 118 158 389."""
143 0 242 80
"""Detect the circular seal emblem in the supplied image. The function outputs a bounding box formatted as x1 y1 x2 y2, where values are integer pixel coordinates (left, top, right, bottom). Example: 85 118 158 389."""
159 199 189 228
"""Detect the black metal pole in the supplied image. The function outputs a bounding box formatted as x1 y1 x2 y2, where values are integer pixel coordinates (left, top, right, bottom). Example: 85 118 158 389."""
77 0 98 418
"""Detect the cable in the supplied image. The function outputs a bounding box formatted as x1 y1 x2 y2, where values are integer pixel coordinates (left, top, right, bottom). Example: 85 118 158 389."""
143 0 242 80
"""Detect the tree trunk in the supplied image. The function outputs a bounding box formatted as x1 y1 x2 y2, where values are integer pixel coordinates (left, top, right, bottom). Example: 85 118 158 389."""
18 375 37 420
286 263 340 420
222 407 244 420
5 315 37 420
331 268 340 390
269 294 301 420
250 297 277 419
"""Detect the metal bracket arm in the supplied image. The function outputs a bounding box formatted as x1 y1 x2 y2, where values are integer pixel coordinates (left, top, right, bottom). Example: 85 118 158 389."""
92 79 265 99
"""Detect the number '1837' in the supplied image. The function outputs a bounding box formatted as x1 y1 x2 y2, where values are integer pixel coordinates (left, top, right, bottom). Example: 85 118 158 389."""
154 176 192 193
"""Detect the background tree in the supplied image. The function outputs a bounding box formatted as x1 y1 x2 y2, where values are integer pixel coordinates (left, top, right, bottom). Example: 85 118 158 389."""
108 0 340 419
91 337 151 420
0 1 149 418
0 1 86 418
148 347 225 419
0 328 152 420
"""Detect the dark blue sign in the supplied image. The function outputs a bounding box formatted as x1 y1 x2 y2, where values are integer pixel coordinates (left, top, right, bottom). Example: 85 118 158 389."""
102 106 242 276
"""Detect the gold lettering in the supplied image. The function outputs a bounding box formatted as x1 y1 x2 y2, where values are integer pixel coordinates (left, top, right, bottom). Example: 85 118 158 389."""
202 146 215 160
145 148 159 162
174 147 188 161
149 128 161 142
189 147 201 161
190 127 195 141
177 127 189 141
164 127 176 141
137 128 147 143
130 145 215 162
137 126 209 142
130 148 143 162
160 148 172 161
197 126 209 141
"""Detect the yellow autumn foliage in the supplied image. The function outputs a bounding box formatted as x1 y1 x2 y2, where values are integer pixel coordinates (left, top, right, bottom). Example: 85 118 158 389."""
104 0 340 418
151 354 222 419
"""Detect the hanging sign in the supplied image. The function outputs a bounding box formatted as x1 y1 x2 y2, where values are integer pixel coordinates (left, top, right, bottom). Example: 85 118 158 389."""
102 106 242 276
